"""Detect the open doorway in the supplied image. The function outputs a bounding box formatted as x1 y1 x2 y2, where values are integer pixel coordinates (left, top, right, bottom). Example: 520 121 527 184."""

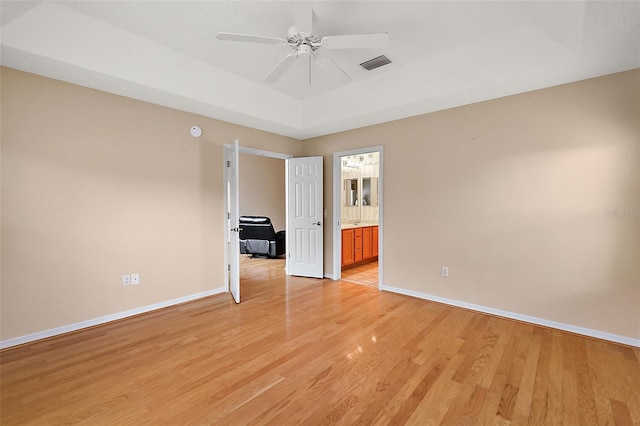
237 147 290 290
333 147 383 287
225 144 325 303
239 153 286 234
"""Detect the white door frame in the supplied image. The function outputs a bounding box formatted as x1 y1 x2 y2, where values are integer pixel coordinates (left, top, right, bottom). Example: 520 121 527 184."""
332 146 384 288
223 140 240 303
223 144 292 292
239 146 292 161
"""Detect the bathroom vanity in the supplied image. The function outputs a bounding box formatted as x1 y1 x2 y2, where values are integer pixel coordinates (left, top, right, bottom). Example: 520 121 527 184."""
341 224 378 267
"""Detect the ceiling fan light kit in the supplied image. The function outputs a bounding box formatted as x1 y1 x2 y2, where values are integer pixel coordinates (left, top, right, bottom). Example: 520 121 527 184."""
296 43 314 57
215 2 390 86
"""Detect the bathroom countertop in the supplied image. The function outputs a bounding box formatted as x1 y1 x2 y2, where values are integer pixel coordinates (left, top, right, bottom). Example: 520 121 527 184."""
341 222 379 230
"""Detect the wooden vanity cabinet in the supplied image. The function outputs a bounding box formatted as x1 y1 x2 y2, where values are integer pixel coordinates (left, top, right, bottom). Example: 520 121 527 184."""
342 229 355 265
362 227 372 259
341 225 378 267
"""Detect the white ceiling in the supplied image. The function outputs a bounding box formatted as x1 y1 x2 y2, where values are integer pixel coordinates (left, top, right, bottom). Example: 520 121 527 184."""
2 1 639 140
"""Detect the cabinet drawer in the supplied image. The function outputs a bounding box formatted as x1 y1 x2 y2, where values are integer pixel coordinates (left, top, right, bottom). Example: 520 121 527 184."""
354 235 363 250
354 228 363 237
354 249 363 262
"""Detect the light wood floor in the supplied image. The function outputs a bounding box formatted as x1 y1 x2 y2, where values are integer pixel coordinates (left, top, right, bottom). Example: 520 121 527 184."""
2 258 639 425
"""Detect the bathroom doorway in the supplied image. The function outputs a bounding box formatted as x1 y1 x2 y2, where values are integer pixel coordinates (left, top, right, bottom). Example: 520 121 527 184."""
333 147 383 287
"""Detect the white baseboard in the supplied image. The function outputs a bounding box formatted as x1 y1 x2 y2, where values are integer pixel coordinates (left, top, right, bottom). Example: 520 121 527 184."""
323 272 335 280
5 285 637 349
380 284 640 348
0 288 226 350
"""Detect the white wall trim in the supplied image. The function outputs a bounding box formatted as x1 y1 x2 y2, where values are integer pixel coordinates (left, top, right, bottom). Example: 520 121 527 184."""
380 284 640 348
0 287 226 350
238 146 293 160
324 273 335 280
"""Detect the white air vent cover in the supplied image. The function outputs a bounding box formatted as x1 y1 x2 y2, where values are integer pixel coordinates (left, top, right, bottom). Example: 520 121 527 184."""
360 55 392 71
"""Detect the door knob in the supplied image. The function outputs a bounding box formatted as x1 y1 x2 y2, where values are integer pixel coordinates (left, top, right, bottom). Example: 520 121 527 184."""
313 221 322 226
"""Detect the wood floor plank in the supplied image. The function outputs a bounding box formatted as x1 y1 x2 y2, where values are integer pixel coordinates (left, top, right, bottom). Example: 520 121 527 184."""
527 329 552 426
460 384 489 424
562 333 582 425
497 331 532 422
1 256 639 425
387 351 452 424
610 398 635 426
476 333 520 424
574 338 599 425
514 332 540 420
438 376 479 425
547 331 566 423
368 347 451 425
403 353 465 425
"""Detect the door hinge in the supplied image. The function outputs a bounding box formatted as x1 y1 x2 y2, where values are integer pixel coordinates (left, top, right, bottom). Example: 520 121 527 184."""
228 264 231 271
226 160 231 168
227 212 230 219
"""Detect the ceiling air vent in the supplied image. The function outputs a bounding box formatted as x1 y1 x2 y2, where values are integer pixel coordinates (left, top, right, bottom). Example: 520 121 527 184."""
360 55 392 71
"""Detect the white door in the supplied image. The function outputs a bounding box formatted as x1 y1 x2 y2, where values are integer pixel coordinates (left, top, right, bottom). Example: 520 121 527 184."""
224 141 240 303
287 157 323 278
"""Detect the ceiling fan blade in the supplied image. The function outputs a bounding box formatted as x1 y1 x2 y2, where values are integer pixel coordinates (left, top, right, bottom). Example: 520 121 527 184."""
321 33 390 50
215 32 286 45
291 0 313 35
264 54 297 84
315 55 351 82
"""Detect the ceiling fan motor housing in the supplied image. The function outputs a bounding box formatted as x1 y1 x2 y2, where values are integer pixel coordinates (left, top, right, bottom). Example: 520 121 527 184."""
287 26 321 53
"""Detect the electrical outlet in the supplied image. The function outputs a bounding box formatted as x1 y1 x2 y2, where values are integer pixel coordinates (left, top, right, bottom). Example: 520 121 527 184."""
123 274 131 286
131 273 140 285
441 267 449 278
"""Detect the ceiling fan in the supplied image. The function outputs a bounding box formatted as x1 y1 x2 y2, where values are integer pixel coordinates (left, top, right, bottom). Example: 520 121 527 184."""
215 2 390 85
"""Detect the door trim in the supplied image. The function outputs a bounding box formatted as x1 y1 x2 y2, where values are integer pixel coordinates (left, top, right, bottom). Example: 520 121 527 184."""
223 144 292 293
332 146 384 288
239 146 293 161
223 140 240 302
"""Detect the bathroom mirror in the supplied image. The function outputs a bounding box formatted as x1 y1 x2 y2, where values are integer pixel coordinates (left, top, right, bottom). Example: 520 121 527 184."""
362 177 378 206
344 179 358 206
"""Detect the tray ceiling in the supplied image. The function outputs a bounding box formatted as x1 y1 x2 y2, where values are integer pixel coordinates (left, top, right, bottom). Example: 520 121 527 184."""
2 1 639 139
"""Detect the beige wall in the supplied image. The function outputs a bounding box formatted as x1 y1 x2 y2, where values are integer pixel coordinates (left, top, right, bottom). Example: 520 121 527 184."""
0 67 301 340
302 69 640 340
239 154 285 231
2 66 638 344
